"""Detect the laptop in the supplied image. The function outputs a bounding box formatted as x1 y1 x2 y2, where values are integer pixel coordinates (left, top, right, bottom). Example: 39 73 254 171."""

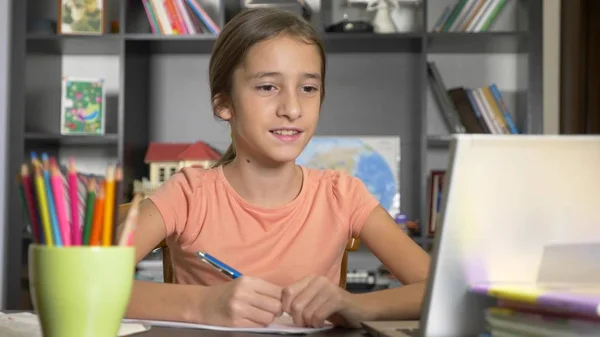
363 135 600 337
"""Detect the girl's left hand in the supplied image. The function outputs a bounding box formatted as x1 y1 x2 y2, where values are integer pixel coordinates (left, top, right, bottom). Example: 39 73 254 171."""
281 276 370 328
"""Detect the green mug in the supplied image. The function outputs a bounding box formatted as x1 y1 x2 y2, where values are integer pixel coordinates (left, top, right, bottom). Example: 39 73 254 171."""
28 244 136 337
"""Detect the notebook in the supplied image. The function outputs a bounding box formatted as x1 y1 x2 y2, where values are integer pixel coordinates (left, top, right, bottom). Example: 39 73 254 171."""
470 282 600 318
123 313 334 335
0 312 150 337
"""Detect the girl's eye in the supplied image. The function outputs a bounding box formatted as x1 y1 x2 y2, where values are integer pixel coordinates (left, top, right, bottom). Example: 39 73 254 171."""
257 85 276 92
302 86 319 93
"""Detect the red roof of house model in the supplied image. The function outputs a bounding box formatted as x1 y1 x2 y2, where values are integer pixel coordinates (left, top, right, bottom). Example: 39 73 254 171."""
145 141 221 163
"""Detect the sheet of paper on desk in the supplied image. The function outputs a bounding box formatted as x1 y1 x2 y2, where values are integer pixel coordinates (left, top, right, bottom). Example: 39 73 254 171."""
123 313 334 335
0 312 151 337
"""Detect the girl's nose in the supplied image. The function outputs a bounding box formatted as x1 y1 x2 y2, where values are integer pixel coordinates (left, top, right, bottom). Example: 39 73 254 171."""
277 90 302 120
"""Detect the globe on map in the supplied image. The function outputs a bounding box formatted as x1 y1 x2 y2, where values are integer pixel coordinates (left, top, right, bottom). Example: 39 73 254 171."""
296 137 398 213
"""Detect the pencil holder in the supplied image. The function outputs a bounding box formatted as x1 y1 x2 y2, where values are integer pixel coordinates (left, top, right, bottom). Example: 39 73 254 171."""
28 244 135 337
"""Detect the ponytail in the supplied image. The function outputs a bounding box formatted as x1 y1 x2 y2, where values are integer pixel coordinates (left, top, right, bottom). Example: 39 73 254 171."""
212 143 236 167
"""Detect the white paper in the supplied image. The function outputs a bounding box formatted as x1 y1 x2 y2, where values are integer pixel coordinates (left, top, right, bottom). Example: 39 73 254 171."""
0 312 150 337
123 313 334 335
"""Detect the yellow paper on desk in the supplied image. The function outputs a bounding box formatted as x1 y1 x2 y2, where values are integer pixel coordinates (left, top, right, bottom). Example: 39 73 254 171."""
0 312 150 337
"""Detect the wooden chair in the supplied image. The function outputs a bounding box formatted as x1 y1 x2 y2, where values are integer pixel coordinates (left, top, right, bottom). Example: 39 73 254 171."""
118 203 360 288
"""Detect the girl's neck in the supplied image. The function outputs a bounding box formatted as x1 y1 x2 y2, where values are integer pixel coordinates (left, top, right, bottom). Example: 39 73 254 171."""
221 157 303 208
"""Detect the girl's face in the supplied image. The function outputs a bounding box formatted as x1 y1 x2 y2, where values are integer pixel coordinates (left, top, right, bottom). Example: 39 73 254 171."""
219 34 323 166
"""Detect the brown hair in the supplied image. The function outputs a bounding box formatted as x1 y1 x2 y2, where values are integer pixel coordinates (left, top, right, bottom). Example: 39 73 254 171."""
209 7 327 168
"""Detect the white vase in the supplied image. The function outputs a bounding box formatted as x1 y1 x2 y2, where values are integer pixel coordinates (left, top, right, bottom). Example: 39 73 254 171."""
389 0 422 32
367 0 397 33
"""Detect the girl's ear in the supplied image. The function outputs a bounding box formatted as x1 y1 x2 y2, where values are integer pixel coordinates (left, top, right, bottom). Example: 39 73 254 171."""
213 94 233 121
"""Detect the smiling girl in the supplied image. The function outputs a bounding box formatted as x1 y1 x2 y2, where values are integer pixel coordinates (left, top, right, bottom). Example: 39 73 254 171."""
124 7 430 329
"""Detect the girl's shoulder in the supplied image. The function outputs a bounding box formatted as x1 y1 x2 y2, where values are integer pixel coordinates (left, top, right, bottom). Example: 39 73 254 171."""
153 165 220 197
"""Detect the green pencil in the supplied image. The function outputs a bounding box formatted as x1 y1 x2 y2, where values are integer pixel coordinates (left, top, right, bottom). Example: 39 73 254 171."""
82 178 97 245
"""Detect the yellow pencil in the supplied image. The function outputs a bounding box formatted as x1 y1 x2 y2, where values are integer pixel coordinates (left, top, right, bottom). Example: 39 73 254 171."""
102 165 115 246
33 163 54 246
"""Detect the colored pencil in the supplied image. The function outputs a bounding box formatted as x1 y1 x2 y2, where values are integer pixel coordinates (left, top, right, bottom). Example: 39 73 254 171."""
111 164 123 245
40 154 63 246
82 178 97 245
102 165 115 246
118 193 141 246
19 164 42 244
17 155 140 248
50 159 71 246
89 182 105 246
67 158 81 246
32 161 54 247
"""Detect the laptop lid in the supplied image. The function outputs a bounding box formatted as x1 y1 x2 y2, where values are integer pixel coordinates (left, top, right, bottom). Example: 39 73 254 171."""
419 135 600 337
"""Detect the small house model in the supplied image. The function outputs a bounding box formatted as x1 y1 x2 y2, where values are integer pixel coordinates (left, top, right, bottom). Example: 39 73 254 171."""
144 141 221 184
133 141 221 197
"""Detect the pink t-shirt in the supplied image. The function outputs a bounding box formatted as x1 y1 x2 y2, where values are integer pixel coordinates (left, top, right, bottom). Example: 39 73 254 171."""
148 165 379 287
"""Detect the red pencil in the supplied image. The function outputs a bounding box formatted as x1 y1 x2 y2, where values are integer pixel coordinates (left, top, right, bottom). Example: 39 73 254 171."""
67 158 81 245
19 164 42 243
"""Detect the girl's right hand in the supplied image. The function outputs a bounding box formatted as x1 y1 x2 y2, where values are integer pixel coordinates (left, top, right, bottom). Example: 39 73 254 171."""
199 276 284 327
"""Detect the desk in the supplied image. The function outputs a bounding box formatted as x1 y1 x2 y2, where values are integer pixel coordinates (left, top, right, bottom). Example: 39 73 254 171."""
6 311 373 337
138 327 367 337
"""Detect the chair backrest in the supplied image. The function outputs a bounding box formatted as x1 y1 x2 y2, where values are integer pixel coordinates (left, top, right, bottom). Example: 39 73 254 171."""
118 203 359 288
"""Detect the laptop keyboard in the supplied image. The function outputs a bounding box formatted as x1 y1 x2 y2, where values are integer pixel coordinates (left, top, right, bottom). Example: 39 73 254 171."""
396 328 420 337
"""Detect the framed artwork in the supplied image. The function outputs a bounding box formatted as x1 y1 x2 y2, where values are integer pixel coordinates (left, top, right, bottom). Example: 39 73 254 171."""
60 76 106 135
58 0 105 34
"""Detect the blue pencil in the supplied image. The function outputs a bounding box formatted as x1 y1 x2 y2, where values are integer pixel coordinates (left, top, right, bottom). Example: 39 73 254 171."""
39 153 63 246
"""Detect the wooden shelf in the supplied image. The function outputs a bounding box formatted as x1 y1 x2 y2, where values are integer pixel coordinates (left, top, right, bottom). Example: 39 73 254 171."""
24 132 119 146
124 34 217 54
123 32 424 54
426 31 529 53
25 32 528 55
26 34 122 55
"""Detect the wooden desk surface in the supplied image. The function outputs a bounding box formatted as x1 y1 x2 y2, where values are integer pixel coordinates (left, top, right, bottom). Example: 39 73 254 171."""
5 311 372 337
138 326 367 337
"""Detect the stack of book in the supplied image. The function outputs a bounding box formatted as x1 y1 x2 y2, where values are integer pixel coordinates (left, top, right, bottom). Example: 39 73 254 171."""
432 0 508 32
427 61 518 135
142 0 221 35
471 283 600 336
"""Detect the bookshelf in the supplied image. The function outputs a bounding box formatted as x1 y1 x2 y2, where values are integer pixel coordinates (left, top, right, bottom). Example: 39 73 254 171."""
5 0 543 308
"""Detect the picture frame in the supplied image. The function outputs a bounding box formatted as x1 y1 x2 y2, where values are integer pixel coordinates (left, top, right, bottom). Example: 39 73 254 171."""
58 0 106 35
60 76 106 135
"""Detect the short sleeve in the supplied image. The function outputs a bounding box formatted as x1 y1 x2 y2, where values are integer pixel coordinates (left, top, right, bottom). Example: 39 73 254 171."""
333 172 380 239
147 169 196 239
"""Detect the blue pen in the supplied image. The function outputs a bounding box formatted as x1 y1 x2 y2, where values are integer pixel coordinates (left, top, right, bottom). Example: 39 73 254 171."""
197 251 242 279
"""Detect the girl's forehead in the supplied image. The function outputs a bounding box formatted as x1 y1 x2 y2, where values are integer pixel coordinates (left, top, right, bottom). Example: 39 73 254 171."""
243 36 321 67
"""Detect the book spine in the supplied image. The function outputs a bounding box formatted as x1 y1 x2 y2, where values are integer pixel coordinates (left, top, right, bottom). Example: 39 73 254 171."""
175 0 195 34
150 0 173 35
185 0 221 35
442 0 468 32
432 5 452 32
480 0 508 31
466 0 494 32
142 0 160 34
450 0 478 32
460 0 485 31
489 84 518 133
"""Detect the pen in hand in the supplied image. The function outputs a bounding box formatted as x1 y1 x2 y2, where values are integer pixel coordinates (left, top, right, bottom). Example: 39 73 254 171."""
196 251 242 280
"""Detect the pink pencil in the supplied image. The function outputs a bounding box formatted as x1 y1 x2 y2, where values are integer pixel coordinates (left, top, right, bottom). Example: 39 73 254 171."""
50 158 71 246
67 158 81 245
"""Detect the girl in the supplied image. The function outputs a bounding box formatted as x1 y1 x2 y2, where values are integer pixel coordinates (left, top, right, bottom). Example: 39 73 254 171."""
125 7 430 329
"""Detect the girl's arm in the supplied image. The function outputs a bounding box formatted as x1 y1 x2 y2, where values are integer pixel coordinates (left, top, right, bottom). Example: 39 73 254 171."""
120 199 205 323
120 199 284 326
354 205 431 320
